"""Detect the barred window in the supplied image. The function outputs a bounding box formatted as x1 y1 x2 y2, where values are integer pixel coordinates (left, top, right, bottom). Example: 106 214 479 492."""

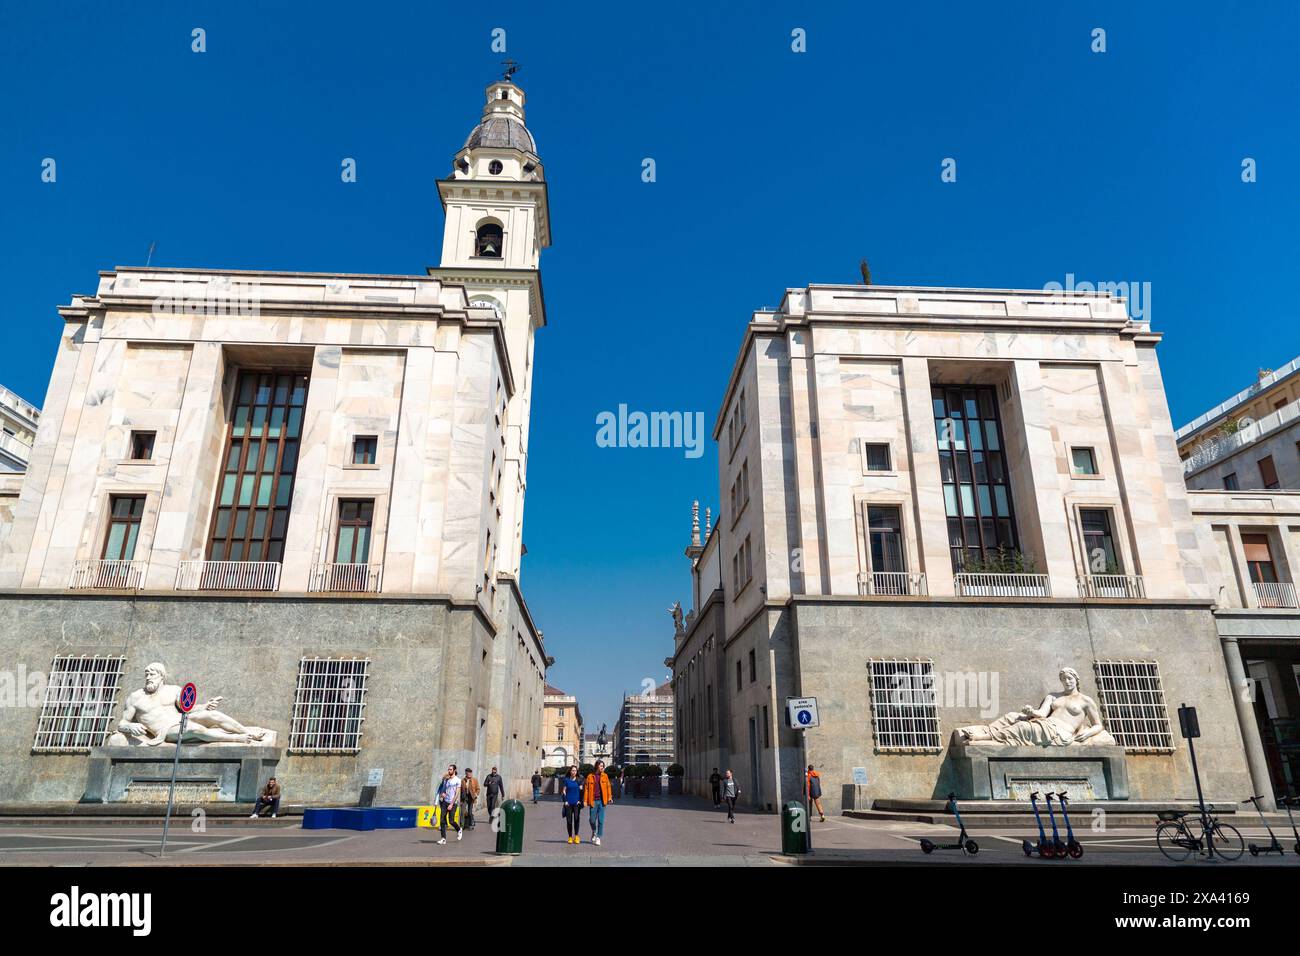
867 658 941 751
33 655 127 752
1093 660 1173 752
289 657 371 753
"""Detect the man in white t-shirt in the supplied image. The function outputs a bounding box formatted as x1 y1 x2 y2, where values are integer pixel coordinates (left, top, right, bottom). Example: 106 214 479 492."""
436 764 462 844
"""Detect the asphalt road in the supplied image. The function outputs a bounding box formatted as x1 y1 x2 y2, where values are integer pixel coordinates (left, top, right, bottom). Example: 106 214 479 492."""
3 795 1299 867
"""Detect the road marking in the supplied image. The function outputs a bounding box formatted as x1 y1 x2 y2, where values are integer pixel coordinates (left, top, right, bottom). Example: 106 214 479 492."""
177 835 257 853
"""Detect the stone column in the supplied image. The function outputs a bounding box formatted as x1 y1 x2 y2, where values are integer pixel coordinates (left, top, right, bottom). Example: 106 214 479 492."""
1220 636 1275 810
899 357 953 595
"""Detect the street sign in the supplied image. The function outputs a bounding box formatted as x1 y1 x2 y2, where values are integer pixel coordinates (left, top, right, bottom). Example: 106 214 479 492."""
178 682 198 714
786 697 819 729
1178 704 1200 739
851 767 869 786
367 768 385 787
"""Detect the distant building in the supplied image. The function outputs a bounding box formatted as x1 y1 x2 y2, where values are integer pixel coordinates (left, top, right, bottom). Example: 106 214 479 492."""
1178 356 1300 492
0 383 39 473
542 684 582 769
616 683 675 768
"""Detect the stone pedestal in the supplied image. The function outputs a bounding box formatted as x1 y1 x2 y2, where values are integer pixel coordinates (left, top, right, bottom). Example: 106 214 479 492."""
81 745 283 804
949 734 1129 800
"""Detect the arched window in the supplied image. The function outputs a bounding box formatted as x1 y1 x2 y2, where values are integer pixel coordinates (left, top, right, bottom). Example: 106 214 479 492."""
475 221 503 258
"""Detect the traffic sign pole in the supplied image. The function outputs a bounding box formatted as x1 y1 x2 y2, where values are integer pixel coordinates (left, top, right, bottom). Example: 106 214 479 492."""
160 681 198 858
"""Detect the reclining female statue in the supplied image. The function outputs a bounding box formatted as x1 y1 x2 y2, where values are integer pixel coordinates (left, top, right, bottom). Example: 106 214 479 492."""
956 667 1117 747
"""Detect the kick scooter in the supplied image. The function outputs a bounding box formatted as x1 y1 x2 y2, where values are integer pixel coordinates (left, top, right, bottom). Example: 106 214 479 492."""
1244 794 1285 857
919 793 979 855
1282 795 1300 855
1054 791 1084 859
1022 791 1052 858
1042 792 1066 859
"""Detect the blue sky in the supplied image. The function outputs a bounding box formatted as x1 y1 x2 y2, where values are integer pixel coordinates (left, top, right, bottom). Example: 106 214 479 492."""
2 2 1297 727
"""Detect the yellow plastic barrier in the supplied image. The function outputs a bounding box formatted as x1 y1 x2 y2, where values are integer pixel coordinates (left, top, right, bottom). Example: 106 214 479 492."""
416 804 461 828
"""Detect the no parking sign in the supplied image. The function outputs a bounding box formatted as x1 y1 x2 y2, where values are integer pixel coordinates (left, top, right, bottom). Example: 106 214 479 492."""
178 682 198 713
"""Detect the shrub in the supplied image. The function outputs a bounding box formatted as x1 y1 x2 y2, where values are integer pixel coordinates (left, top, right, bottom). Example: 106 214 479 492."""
667 763 685 777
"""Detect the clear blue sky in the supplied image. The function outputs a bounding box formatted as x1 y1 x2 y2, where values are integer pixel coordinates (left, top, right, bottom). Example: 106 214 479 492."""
2 2 1297 728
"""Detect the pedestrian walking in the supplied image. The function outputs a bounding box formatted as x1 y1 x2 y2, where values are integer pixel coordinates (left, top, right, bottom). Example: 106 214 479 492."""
709 767 722 807
583 759 614 846
531 770 543 804
806 764 826 822
721 769 740 823
436 764 462 845
461 767 480 830
484 766 505 822
560 765 583 844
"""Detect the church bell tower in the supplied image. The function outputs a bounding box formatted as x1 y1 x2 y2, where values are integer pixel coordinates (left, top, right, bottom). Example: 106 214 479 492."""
430 67 550 582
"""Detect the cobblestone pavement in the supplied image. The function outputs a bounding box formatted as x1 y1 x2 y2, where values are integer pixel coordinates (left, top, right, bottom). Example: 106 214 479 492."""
2 795 1298 866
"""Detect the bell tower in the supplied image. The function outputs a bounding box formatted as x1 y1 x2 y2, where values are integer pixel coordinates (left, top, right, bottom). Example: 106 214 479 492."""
431 67 550 583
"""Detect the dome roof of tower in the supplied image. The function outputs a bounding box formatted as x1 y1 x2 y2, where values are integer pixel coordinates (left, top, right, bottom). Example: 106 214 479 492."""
464 115 536 153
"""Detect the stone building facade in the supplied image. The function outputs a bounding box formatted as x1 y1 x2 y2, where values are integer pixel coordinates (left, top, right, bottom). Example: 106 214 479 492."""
541 684 582 769
670 283 1259 813
616 683 675 768
0 77 551 807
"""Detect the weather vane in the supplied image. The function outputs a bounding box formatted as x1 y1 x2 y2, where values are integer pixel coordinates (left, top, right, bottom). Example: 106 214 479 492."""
501 58 519 82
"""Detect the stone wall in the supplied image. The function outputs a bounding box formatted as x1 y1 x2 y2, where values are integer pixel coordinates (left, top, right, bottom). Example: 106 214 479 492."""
784 598 1253 814
0 591 543 807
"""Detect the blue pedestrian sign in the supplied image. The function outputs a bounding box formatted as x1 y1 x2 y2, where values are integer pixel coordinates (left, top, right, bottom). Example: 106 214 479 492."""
786 697 819 729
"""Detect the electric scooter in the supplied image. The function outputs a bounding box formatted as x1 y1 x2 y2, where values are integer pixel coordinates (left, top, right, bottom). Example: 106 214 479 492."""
1054 791 1084 859
1023 791 1052 858
1282 796 1300 856
1042 792 1066 859
1244 794 1285 857
919 792 979 855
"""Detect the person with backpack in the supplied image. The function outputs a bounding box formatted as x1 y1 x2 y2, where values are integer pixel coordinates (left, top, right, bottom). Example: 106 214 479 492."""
582 759 614 846
460 767 481 830
721 769 740 823
530 770 543 804
560 765 583 844
806 764 826 822
436 764 462 845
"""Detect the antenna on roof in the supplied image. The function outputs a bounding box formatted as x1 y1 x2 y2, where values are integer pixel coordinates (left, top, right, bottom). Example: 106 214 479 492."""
146 242 156 267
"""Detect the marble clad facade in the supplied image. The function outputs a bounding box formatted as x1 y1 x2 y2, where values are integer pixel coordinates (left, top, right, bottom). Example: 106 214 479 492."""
671 284 1263 812
0 78 551 806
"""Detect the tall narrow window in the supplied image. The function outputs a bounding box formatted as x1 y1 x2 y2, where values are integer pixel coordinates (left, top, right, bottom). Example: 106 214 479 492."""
933 385 1018 571
867 505 905 573
1223 472 1239 491
209 370 308 564
1080 508 1121 574
103 496 145 561
335 499 374 564
1242 534 1277 585
1258 455 1280 489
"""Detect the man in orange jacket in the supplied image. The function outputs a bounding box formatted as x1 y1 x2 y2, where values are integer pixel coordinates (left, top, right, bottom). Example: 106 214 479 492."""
582 759 614 846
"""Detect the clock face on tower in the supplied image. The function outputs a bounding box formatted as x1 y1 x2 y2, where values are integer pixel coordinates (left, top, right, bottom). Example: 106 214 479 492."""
469 297 505 319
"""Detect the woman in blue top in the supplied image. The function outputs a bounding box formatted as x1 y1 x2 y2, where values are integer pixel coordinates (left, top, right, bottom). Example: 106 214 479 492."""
561 765 584 844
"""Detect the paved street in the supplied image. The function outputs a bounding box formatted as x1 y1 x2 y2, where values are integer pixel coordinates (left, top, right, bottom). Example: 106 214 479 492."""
3 795 1300 867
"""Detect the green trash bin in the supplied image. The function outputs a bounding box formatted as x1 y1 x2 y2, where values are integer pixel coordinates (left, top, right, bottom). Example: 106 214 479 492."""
496 799 525 855
781 801 808 855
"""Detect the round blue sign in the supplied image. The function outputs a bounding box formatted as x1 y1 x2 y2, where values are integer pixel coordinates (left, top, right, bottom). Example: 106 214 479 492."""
797 709 812 725
178 682 198 714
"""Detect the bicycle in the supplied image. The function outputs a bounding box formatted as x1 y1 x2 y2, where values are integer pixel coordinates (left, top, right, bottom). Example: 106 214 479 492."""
1155 809 1245 862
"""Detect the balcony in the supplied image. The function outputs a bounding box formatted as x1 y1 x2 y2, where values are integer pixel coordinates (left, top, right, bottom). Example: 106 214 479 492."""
69 559 146 590
176 560 281 592
1078 574 1146 599
857 571 928 596
308 563 383 593
1253 581 1300 609
954 572 1051 598
1182 397 1300 476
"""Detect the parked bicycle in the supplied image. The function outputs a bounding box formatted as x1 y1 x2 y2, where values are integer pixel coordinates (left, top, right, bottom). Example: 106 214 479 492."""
1155 809 1244 862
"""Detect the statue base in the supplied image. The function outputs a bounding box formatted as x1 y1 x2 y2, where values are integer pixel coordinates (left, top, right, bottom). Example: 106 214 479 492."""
949 732 1129 800
81 745 283 804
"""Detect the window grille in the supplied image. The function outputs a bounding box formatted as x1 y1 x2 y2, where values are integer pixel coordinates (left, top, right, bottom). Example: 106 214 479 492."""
33 655 126 752
1093 660 1173 752
867 658 941 751
289 657 371 753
